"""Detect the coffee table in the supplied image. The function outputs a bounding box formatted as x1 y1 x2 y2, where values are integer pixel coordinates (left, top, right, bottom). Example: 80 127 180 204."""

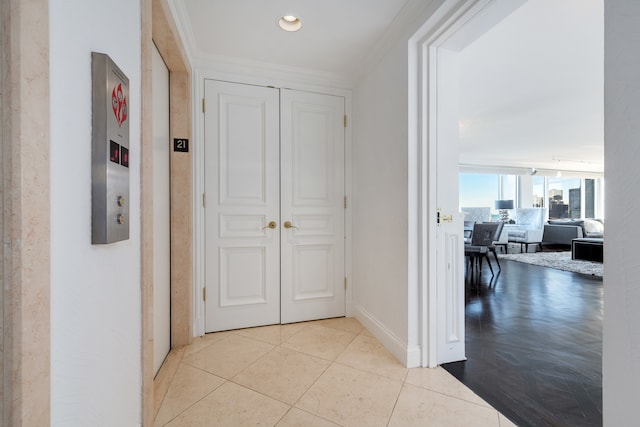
571 238 603 262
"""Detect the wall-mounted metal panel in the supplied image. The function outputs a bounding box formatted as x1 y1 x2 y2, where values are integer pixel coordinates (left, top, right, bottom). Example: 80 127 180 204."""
92 52 130 244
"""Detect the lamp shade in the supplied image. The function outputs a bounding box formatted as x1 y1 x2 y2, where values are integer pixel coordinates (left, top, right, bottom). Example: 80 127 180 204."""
495 199 514 210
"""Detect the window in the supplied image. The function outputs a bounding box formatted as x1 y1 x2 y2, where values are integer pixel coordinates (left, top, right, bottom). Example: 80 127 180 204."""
459 174 500 208
545 177 602 219
532 176 545 208
459 173 518 220
548 177 581 219
460 172 604 220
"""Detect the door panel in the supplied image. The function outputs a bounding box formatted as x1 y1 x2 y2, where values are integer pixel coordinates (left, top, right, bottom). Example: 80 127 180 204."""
280 89 345 323
219 246 267 305
219 98 270 204
204 80 280 332
152 45 171 375
435 48 465 363
293 244 334 299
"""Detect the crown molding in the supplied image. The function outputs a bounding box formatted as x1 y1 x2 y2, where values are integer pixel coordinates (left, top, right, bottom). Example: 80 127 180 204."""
193 53 354 90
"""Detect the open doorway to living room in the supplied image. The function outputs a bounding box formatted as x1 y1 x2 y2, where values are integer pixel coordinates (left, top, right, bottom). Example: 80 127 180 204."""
448 0 604 425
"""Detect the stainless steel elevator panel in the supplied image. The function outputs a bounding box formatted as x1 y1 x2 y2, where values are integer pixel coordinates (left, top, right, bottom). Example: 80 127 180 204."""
92 52 130 244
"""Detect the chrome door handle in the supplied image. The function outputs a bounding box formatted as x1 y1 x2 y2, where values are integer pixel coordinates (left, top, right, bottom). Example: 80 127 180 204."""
283 221 299 231
262 221 277 230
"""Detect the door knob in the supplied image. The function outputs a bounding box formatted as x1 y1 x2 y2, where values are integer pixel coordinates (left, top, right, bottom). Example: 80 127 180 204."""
262 221 277 230
283 221 299 231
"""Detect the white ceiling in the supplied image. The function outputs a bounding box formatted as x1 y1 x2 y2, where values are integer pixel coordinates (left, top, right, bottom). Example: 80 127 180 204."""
172 0 411 79
458 0 604 174
171 0 604 175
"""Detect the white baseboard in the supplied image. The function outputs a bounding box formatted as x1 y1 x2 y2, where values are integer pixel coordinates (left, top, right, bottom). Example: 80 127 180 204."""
354 305 421 368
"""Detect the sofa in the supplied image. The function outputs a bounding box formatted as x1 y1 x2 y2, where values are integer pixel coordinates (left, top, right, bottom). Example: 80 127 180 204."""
542 219 604 247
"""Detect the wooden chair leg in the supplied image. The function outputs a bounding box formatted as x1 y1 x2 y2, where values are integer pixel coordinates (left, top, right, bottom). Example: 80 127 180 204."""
491 248 501 271
484 254 494 275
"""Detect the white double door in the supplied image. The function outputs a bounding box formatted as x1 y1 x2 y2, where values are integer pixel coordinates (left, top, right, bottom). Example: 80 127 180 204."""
204 80 345 332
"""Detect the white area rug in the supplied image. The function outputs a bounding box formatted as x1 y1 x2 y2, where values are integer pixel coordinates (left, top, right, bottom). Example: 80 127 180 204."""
499 251 603 278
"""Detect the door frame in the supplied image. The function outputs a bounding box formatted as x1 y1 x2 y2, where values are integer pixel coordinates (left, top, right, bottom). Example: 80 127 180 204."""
408 0 526 367
193 71 353 337
142 0 194 423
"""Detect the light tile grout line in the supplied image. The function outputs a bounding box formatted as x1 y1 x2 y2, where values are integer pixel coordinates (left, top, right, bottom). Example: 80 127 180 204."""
385 376 407 427
156 379 230 426
153 347 186 422
156 336 252 426
227 321 345 426
276 324 398 426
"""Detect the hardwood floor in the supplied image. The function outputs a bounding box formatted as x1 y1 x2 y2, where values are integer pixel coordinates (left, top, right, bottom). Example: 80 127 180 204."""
443 257 603 427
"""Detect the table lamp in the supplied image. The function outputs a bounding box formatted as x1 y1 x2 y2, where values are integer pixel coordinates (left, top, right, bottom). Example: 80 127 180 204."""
495 199 514 222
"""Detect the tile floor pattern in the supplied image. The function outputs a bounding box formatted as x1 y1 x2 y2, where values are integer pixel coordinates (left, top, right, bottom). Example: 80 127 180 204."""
154 317 516 426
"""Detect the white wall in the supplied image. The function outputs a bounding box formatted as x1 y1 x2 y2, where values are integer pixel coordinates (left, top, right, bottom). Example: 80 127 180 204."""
350 0 443 367
603 1 640 425
352 39 411 361
50 1 142 425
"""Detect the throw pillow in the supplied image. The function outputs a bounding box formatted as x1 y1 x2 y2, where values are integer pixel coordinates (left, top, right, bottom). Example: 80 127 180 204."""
583 219 604 237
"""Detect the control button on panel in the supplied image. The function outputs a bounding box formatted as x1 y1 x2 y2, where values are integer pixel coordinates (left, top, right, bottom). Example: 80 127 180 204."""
116 213 126 225
110 140 120 164
117 195 126 207
120 146 129 167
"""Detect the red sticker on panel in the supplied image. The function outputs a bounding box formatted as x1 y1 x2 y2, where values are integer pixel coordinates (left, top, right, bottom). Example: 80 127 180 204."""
111 83 128 127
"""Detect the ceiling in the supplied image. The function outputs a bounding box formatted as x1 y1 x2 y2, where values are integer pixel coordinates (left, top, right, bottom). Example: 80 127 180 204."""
170 0 604 175
171 0 412 79
458 0 604 175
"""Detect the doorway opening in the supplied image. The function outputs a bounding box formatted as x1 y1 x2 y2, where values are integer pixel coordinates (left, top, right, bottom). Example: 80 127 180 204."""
411 1 604 414
410 0 528 368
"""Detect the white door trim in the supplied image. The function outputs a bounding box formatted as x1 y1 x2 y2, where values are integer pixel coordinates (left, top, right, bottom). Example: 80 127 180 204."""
408 0 526 367
192 71 353 337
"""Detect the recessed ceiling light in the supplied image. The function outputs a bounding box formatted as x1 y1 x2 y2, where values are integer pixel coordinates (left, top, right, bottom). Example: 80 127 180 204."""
278 15 302 32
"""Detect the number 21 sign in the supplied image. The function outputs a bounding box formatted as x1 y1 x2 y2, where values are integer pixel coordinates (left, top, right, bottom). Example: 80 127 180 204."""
173 138 188 153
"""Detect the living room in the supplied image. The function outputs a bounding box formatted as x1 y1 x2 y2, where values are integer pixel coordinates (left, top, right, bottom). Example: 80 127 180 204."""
453 0 604 425
461 171 604 272
458 0 604 267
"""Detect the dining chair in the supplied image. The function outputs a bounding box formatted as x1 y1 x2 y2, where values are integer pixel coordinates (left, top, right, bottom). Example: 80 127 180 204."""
465 222 503 274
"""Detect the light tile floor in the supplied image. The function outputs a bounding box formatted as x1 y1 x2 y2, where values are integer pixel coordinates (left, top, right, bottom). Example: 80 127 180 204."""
154 317 516 427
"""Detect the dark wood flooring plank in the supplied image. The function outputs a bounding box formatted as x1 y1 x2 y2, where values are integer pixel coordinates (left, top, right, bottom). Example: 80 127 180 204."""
443 258 602 427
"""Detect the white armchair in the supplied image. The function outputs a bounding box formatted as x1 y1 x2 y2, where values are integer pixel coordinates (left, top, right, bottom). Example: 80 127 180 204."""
460 207 491 224
504 208 546 253
462 207 510 250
